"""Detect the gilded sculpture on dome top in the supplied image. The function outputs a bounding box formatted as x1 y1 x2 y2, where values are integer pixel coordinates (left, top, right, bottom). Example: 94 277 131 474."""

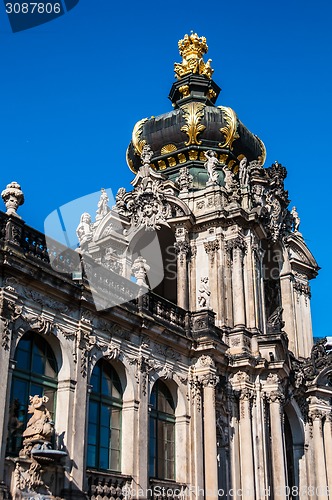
174 33 214 80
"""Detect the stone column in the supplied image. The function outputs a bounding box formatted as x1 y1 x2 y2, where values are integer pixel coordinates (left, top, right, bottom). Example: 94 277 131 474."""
0 288 20 495
229 395 241 500
268 391 288 498
189 243 197 312
192 356 218 500
135 356 149 500
204 239 220 316
239 389 255 499
174 237 190 310
323 413 332 495
309 409 328 500
202 372 219 500
66 324 90 499
227 238 247 328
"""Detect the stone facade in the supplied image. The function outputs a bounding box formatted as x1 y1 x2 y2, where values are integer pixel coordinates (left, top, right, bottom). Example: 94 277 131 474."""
0 34 331 500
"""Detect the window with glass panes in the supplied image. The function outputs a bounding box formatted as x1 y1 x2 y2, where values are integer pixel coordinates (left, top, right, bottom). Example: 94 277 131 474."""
149 380 175 480
87 360 122 471
7 332 58 455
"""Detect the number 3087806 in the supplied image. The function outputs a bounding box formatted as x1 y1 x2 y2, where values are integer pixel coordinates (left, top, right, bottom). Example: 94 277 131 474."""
6 3 61 14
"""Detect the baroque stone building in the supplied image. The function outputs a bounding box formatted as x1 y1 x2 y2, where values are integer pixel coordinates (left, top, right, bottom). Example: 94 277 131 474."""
0 34 332 500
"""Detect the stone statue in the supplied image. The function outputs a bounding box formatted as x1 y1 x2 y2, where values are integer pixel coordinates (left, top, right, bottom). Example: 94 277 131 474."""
204 150 219 185
1 181 24 217
222 165 235 194
291 206 300 232
239 157 249 189
198 276 211 308
114 187 127 214
20 395 54 457
96 188 110 221
141 144 153 166
131 256 150 287
176 166 193 192
76 212 93 246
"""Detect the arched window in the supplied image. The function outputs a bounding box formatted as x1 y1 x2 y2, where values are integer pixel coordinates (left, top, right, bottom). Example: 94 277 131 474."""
7 332 58 455
87 359 122 471
149 379 175 480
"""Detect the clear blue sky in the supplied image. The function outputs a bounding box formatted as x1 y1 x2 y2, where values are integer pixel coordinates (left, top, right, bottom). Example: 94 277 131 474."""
0 0 331 339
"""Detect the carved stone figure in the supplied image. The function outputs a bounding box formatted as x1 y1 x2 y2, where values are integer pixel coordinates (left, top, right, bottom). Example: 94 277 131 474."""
204 150 219 184
1 181 24 217
291 206 300 232
239 157 249 189
198 276 211 308
76 212 93 246
20 395 54 457
131 256 150 287
176 166 193 192
114 187 127 214
140 144 153 166
267 305 285 333
96 188 110 221
222 165 237 198
251 184 264 206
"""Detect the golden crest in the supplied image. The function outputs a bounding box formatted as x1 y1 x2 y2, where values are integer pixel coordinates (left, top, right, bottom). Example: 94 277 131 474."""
178 153 186 163
132 117 148 155
180 102 206 146
174 33 214 80
161 144 177 155
218 106 239 150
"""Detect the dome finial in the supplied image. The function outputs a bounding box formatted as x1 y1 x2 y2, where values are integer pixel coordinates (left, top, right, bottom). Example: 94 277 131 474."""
174 33 214 80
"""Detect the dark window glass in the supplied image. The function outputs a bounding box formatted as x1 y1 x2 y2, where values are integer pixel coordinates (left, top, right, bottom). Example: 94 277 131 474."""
87 359 122 472
149 380 175 480
7 332 58 455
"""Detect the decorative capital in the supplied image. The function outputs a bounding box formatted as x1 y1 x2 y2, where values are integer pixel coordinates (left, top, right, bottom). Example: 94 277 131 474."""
225 237 247 254
174 240 190 255
1 181 24 217
204 238 220 254
266 390 285 404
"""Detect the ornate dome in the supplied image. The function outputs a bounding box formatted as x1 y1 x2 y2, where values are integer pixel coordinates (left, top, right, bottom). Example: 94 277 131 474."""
126 33 266 186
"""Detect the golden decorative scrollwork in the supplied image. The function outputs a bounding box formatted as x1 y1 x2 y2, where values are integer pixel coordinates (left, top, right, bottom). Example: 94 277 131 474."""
256 135 266 166
174 33 214 80
179 85 190 97
218 106 239 150
180 102 206 146
132 117 148 156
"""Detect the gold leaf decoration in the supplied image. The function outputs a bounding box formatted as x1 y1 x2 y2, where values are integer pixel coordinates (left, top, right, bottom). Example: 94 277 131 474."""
132 117 148 155
168 157 177 167
178 153 186 163
174 33 214 80
158 160 167 170
218 106 239 150
180 102 206 146
161 144 177 155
